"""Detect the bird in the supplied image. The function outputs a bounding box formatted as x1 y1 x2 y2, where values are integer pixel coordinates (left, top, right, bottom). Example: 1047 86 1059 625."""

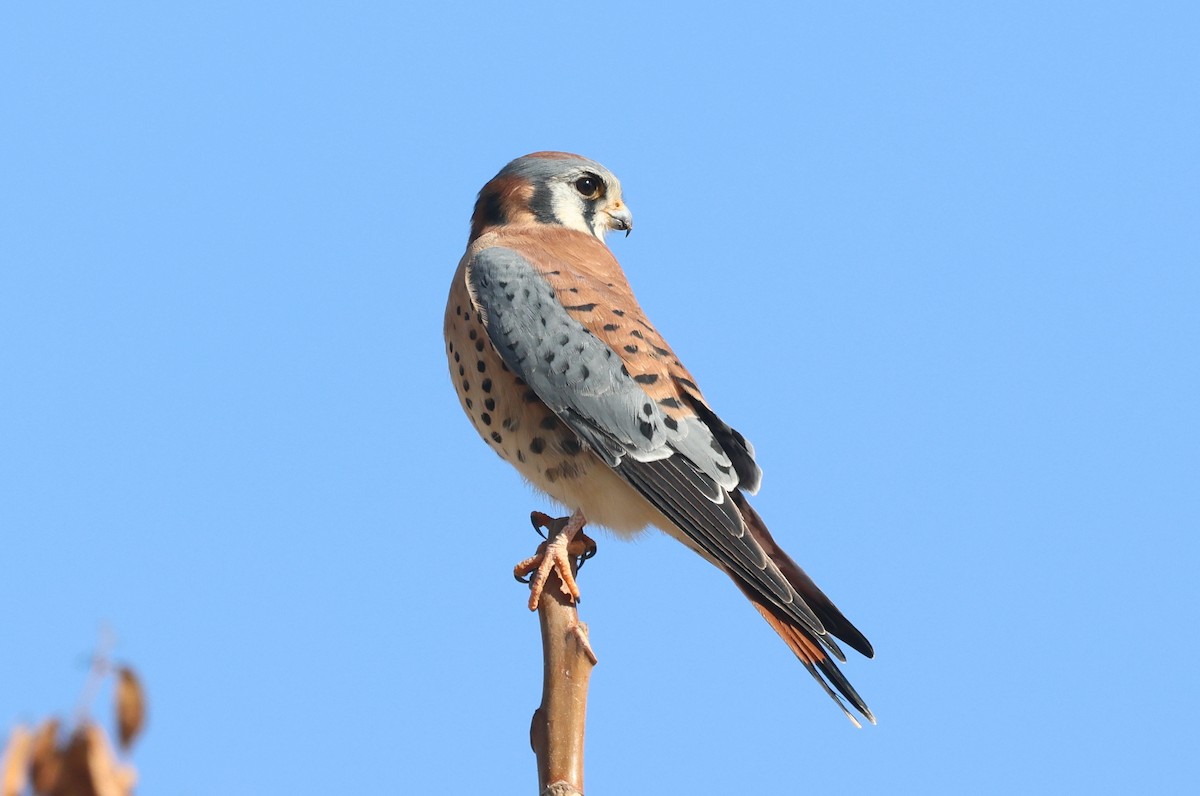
443 151 874 725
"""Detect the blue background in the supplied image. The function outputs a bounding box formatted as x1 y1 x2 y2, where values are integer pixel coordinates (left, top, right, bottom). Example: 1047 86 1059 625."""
2 2 1197 793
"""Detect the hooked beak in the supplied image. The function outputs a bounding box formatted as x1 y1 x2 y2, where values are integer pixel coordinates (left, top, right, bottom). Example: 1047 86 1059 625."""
605 203 633 237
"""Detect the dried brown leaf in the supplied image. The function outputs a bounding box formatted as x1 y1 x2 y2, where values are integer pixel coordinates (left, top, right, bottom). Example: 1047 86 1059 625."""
56 727 95 796
84 725 135 796
2 726 32 796
114 667 145 751
28 719 61 796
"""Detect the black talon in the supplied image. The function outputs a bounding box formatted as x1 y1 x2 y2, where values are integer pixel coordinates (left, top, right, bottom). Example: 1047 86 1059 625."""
528 513 550 539
575 537 598 570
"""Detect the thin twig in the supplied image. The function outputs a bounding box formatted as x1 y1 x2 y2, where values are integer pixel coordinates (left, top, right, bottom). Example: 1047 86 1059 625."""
527 515 597 796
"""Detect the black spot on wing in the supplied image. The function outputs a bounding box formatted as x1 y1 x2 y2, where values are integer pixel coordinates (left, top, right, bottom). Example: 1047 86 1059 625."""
468 246 671 468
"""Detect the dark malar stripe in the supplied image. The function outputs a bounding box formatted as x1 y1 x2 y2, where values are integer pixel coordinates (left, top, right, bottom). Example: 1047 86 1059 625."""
581 200 597 234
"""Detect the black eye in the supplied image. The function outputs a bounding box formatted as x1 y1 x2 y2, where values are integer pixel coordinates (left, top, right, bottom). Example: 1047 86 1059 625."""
574 174 602 199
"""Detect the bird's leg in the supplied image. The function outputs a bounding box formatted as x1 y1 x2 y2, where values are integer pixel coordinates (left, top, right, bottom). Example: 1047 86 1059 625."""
514 509 596 611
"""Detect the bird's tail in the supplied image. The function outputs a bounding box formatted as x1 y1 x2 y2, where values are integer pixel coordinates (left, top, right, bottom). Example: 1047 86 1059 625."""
729 492 876 727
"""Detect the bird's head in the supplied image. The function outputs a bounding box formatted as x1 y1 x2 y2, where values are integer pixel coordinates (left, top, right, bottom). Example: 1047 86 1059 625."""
469 152 633 243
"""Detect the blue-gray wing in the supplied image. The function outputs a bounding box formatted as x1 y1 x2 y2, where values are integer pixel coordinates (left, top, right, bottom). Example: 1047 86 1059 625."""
466 245 830 641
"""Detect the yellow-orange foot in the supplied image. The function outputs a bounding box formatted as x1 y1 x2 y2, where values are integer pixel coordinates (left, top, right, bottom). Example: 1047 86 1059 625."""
513 509 596 611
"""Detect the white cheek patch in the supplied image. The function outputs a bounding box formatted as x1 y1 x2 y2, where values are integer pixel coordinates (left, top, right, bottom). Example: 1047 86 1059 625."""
549 186 606 240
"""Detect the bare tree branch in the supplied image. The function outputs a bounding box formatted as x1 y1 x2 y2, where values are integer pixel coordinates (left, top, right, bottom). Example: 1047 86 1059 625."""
525 515 597 796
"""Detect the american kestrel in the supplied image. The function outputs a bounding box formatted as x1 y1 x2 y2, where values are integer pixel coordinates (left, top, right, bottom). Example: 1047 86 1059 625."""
444 152 874 725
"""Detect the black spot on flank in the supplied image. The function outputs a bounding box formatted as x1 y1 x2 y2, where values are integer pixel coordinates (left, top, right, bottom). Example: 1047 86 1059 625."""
523 389 539 403
540 416 559 430
604 349 613 359
564 303 598 312
498 280 508 289
678 377 699 392
544 351 556 364
630 329 645 339
612 308 625 316
642 403 653 416
476 361 486 373
453 351 460 363
461 379 470 391
482 378 493 392
555 459 583 480
455 305 462 316
458 365 465 376
663 416 679 431
506 292 515 301
624 345 638 354
464 398 473 409
547 270 560 275
545 468 559 484
633 373 659 385
448 341 455 352
480 413 492 425
652 345 672 357
530 437 546 454
658 397 682 409
464 311 471 322
603 323 619 332
568 287 579 293
491 431 503 444
500 362 509 372
561 437 582 456
484 398 495 411
502 417 517 430
517 450 526 463
620 364 630 377
475 339 485 352
468 329 477 340
639 421 655 440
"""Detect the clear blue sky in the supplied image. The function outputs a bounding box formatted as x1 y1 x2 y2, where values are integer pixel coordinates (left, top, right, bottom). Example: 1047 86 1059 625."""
2 2 1197 793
